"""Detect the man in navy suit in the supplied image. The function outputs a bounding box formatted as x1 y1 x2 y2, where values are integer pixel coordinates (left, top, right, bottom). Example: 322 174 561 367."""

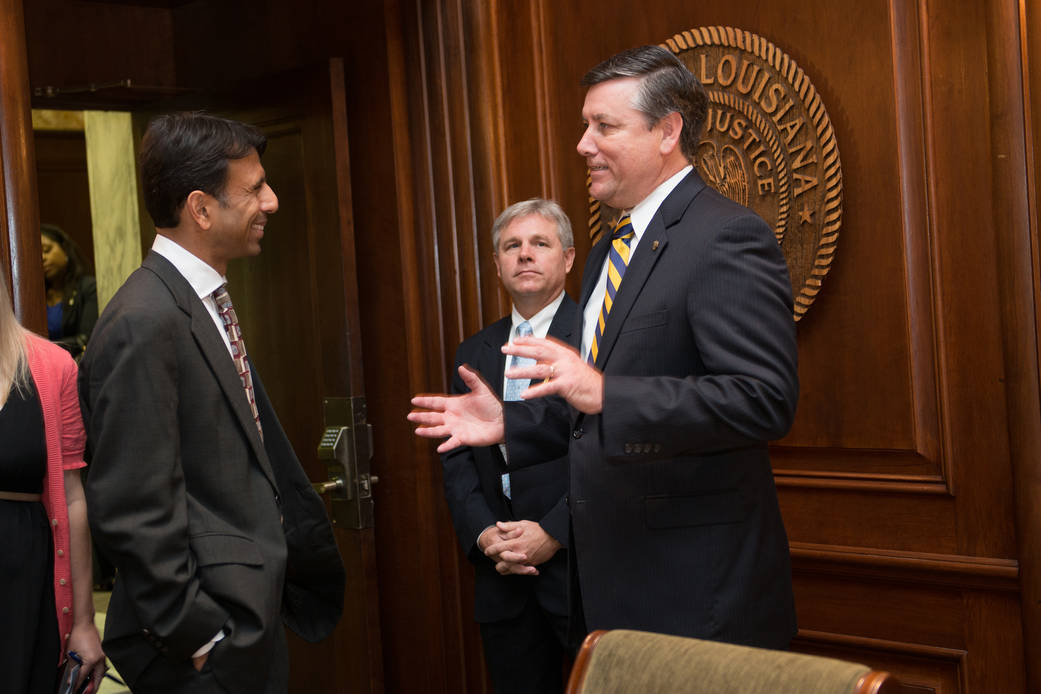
412 46 799 649
442 199 577 693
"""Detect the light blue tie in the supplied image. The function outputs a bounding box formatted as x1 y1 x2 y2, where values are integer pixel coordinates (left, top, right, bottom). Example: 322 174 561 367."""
501 321 535 498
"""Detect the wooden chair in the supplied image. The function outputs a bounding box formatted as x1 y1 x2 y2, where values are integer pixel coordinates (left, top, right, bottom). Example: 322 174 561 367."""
566 630 912 694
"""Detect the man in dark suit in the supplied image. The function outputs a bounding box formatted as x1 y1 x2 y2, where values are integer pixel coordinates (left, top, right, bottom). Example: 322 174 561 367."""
79 112 345 694
442 199 577 694
410 46 799 649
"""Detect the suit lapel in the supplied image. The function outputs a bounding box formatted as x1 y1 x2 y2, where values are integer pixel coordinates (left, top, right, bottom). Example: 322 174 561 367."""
143 252 280 491
547 295 579 348
480 318 512 398
579 237 612 311
591 170 706 370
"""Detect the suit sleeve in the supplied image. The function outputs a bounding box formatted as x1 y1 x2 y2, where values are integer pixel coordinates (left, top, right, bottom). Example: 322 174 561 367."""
601 211 799 460
502 397 572 546
502 397 571 469
80 308 229 660
440 347 500 559
536 488 569 548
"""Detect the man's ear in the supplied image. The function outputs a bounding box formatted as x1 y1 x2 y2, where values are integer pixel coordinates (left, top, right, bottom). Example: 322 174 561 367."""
185 190 211 230
657 111 684 155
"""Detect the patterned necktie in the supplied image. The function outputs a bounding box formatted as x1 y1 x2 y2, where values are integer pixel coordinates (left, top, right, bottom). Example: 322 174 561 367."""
500 321 535 499
587 215 635 365
212 285 263 440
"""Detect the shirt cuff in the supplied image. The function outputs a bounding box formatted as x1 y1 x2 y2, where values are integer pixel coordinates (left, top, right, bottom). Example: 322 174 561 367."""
192 629 226 658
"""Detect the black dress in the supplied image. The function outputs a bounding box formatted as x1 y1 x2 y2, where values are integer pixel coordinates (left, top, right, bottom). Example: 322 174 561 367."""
0 378 60 693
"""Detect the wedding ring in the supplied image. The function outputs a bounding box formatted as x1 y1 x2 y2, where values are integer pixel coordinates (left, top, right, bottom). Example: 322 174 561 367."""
549 364 556 379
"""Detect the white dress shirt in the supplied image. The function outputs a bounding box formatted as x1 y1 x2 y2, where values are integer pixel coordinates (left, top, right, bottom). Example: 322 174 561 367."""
581 165 693 361
151 234 236 359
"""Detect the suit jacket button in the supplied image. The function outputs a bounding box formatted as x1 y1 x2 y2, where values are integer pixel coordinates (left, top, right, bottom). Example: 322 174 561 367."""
572 428 584 440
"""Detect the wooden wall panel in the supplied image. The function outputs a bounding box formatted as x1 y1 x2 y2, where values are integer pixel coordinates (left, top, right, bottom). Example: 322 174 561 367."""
7 0 1040 692
389 2 482 691
24 0 175 93
797 630 964 694
0 0 43 331
1001 1 1041 687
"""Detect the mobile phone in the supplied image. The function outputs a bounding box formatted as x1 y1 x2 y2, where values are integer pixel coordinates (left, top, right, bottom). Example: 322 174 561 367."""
56 652 84 694
59 651 98 694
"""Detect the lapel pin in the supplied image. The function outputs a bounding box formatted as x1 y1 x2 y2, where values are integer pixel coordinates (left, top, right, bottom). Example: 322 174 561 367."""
651 240 660 251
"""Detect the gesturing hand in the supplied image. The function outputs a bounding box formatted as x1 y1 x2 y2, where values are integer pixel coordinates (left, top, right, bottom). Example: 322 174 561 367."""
503 336 604 414
408 365 505 453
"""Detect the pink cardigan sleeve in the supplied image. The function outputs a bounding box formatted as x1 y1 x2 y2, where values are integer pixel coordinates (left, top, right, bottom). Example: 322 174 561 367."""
58 350 86 471
26 333 85 661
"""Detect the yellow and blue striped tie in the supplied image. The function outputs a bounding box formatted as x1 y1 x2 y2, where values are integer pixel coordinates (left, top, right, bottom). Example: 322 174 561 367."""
588 215 635 365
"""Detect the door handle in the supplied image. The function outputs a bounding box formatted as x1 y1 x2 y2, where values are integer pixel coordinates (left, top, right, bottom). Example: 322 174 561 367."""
313 397 375 529
313 478 345 495
313 476 378 496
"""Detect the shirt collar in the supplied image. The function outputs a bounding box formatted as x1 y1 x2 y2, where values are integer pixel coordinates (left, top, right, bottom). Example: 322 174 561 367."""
510 290 566 340
151 234 227 299
627 165 693 239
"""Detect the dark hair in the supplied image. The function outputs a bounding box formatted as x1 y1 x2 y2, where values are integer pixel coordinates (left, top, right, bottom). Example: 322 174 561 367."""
41 223 87 295
581 45 707 161
139 112 267 228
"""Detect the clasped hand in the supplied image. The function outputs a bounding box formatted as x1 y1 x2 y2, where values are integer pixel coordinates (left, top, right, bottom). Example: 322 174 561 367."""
478 520 561 575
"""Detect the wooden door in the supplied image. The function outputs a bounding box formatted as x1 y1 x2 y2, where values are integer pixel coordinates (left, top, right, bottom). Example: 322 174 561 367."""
216 58 384 694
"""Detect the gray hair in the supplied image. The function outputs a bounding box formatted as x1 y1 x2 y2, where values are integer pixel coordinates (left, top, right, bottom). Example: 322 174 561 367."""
581 45 707 161
491 198 574 250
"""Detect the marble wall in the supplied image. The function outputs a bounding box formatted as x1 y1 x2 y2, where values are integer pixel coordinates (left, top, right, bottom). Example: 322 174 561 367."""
83 110 141 308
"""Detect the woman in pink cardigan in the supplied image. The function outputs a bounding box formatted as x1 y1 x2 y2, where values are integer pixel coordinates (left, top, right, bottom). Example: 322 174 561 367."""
0 271 104 692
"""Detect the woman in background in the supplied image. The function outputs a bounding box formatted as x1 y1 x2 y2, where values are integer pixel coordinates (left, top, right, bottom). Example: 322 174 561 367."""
0 269 105 692
41 223 97 359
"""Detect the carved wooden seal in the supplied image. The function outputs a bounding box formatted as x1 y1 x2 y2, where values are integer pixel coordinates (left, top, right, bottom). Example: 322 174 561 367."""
587 28 843 321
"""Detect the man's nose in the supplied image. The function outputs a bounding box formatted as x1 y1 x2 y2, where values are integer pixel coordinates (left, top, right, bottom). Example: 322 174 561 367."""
261 184 279 213
577 126 595 157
